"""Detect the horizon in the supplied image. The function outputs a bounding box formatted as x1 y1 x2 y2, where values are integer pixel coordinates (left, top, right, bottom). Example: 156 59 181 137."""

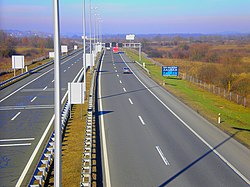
1 0 250 35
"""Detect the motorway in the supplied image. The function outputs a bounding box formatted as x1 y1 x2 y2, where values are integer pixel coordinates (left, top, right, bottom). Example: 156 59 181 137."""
0 50 84 186
98 50 250 186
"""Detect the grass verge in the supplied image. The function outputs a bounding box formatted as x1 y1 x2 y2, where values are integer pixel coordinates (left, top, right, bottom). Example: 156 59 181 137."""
125 49 250 148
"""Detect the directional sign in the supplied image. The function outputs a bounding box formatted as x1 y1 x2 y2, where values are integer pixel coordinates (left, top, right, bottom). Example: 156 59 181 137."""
162 66 179 76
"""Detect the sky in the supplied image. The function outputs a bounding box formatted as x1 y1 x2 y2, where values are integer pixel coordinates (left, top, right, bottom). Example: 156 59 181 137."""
1 0 250 35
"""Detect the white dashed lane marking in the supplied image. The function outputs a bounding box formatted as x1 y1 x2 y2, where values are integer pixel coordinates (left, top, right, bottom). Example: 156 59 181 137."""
11 112 21 121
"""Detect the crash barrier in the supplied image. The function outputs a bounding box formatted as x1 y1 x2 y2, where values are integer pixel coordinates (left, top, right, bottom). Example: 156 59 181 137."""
80 51 104 187
29 100 71 186
0 48 82 90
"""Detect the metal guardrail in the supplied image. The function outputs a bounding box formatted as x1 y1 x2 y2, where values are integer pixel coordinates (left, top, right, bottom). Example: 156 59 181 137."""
0 48 82 89
80 51 104 187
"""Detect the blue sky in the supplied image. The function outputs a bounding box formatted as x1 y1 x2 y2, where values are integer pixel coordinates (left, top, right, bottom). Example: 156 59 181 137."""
1 0 250 35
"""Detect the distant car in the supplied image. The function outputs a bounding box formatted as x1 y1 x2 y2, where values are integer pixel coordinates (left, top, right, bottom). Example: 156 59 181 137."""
123 67 131 74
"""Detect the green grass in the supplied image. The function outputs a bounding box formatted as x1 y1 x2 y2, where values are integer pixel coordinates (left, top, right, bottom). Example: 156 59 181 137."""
125 49 250 148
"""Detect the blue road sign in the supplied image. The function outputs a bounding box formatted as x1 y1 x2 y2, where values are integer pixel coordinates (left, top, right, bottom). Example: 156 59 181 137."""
162 66 179 76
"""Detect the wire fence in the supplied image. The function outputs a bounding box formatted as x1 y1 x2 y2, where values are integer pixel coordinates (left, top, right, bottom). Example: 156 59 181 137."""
184 74 249 108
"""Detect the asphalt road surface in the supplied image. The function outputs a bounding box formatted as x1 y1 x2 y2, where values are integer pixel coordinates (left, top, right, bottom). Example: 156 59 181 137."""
98 50 250 187
0 50 85 186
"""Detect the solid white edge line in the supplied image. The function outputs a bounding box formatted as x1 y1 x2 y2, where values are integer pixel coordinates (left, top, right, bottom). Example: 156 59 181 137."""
123 87 127 92
16 64 83 187
138 115 145 125
0 69 53 103
15 115 55 187
99 51 112 187
30 96 37 103
156 146 170 166
0 50 82 104
119 54 250 185
0 143 31 147
11 112 21 121
129 98 133 105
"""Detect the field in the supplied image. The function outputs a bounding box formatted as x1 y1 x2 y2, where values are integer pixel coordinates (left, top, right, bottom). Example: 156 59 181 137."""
125 49 250 148
0 47 52 82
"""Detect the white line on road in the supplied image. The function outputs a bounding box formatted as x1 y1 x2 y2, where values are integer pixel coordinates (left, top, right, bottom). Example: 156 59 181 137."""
64 70 66 72
68 66 70 69
72 64 74 66
117 74 119 77
138 115 145 125
115 70 117 72
0 143 31 147
114 66 116 69
123 87 127 92
0 138 35 142
0 68 54 103
156 146 170 166
119 80 122 84
129 98 133 105
0 51 82 104
98 51 111 187
119 54 250 185
51 80 55 83
11 112 21 121
43 86 48 90
16 66 83 187
30 97 37 103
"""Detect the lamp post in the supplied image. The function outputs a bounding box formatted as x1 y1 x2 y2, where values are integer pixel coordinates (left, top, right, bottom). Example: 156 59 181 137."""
89 0 93 70
53 0 62 186
92 7 98 52
82 0 86 98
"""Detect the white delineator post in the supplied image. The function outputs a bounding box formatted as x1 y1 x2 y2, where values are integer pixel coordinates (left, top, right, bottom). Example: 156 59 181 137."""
218 113 221 124
53 0 62 186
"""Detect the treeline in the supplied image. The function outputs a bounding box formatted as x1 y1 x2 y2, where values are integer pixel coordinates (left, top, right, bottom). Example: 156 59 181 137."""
141 37 250 97
0 31 54 58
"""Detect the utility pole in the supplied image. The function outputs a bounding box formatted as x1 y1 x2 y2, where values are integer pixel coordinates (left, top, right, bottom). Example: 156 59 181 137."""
53 0 62 186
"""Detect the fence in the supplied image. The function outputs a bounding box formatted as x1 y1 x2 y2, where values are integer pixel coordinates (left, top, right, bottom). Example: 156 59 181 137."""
184 74 249 108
